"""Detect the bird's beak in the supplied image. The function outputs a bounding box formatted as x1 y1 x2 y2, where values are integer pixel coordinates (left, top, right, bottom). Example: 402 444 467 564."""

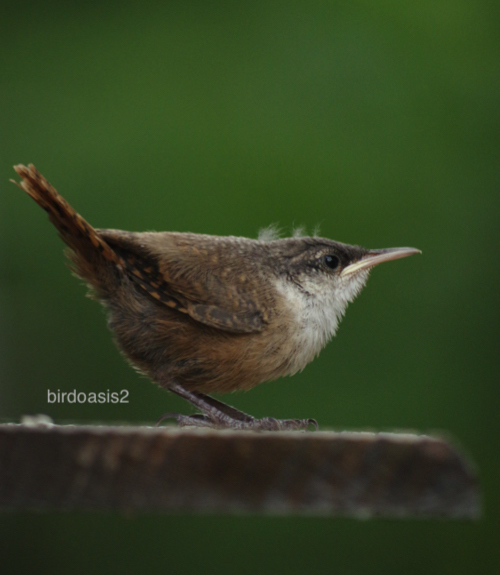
341 247 421 277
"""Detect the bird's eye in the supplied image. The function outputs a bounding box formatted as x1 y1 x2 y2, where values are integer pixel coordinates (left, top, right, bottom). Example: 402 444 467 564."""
323 254 340 270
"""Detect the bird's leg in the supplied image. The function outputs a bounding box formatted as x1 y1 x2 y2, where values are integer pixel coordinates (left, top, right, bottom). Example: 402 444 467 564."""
156 381 318 431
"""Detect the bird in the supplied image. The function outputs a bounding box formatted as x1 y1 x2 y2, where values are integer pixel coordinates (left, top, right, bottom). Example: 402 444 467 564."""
12 164 420 431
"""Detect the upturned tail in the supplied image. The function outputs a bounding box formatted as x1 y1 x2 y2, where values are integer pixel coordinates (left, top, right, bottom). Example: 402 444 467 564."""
12 164 124 294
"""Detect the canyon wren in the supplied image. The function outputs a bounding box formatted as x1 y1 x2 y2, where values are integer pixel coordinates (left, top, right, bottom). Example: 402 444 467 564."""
12 164 420 431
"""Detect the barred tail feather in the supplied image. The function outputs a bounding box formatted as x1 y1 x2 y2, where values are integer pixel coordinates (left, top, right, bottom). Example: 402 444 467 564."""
12 164 124 294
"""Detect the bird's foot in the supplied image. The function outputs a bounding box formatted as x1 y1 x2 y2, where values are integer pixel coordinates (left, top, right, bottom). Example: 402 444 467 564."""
156 411 318 431
155 381 318 431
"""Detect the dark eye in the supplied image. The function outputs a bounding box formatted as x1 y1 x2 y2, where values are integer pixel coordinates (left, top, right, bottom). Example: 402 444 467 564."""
323 254 340 270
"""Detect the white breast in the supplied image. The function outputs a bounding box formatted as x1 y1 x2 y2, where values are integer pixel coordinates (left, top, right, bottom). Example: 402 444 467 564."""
273 270 370 375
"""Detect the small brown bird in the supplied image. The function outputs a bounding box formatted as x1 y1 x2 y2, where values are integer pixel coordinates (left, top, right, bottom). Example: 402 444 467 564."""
13 164 420 431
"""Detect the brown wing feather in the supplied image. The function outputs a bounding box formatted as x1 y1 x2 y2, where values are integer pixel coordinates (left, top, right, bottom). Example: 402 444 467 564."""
99 229 272 333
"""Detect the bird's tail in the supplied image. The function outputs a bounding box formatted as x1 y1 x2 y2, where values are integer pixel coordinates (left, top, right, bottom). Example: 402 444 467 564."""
12 164 124 293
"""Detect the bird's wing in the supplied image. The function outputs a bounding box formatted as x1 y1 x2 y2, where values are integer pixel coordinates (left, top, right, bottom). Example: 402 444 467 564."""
99 229 272 334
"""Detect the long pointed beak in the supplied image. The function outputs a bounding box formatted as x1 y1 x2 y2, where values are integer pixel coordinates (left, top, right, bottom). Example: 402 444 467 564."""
341 247 421 277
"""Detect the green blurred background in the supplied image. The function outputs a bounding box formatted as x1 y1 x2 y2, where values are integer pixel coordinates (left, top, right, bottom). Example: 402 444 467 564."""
1 0 498 573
